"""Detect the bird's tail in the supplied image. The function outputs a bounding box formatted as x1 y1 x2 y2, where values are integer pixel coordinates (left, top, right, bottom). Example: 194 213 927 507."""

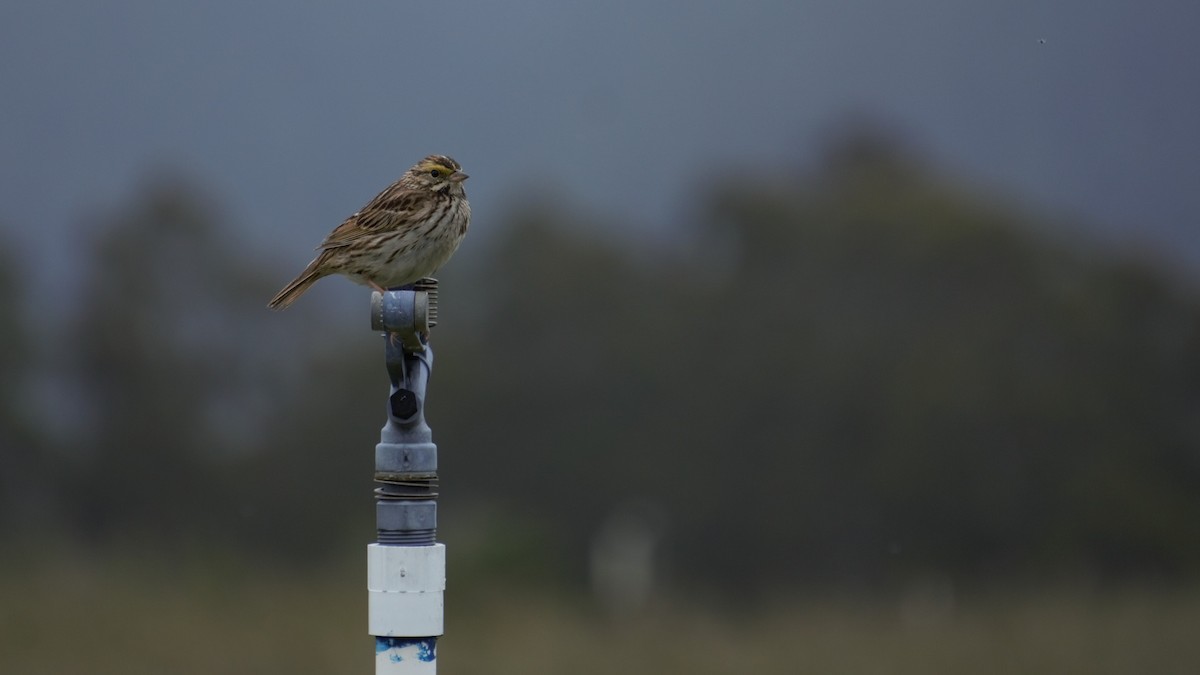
267 268 324 310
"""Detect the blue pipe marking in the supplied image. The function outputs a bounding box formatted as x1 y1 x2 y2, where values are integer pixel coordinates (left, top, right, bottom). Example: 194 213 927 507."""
375 636 437 662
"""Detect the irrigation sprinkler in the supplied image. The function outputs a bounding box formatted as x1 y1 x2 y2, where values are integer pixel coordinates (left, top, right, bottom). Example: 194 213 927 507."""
367 279 445 674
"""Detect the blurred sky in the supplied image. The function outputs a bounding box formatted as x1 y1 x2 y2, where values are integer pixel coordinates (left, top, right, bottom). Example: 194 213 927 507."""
2 0 1198 298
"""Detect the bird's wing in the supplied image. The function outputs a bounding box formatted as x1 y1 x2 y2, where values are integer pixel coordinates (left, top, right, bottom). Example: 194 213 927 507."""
317 189 425 250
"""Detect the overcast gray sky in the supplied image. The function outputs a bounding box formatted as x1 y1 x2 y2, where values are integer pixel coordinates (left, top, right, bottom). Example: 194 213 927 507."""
2 1 1198 296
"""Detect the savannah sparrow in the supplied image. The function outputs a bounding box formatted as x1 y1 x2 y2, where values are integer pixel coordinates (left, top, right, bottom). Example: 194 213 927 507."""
268 154 471 309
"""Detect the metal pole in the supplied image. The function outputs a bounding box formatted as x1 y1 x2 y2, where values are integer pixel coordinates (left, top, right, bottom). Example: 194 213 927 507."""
367 281 445 674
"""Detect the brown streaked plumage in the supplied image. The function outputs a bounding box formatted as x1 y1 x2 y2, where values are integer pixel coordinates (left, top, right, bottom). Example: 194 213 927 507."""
268 154 471 310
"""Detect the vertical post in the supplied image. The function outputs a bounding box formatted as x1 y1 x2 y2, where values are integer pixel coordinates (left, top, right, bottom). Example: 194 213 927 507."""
367 282 445 674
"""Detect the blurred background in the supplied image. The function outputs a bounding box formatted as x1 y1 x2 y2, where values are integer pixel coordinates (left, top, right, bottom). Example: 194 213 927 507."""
3 1 1200 673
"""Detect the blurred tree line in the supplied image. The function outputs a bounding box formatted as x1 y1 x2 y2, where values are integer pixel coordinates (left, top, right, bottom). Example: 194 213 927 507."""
2 133 1198 593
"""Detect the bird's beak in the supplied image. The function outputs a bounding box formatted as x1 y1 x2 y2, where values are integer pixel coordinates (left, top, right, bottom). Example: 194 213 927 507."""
448 171 469 183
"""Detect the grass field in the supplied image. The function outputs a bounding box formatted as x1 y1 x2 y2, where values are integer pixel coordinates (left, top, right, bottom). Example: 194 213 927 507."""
2 554 1198 674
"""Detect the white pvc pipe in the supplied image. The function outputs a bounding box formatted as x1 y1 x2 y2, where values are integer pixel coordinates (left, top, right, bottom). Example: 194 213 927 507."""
369 543 446 674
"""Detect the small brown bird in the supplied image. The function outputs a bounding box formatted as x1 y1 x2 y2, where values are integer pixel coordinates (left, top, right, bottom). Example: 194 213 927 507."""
268 154 471 309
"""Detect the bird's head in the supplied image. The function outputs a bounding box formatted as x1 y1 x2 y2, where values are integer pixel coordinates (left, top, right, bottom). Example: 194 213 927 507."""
405 155 468 195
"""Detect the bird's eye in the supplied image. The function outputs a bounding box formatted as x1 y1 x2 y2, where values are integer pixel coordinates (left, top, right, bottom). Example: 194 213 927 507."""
430 169 441 178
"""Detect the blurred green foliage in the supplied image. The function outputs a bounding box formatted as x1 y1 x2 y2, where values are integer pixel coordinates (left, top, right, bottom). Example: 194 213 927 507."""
3 555 1200 675
2 133 1199 594
0 238 44 533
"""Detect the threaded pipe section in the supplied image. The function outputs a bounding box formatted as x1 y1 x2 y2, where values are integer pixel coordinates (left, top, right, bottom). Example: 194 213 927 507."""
376 528 437 546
